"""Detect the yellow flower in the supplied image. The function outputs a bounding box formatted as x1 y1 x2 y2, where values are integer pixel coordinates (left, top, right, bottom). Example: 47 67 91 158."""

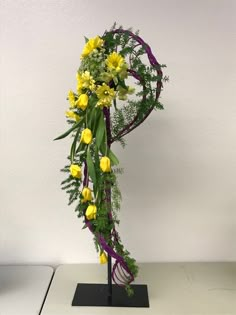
76 94 89 111
76 71 95 93
117 86 135 101
68 90 76 107
99 252 108 264
81 36 104 58
106 52 125 73
70 164 82 179
100 156 111 172
82 187 92 202
76 74 83 94
81 128 93 144
96 83 115 107
65 110 80 121
85 204 97 220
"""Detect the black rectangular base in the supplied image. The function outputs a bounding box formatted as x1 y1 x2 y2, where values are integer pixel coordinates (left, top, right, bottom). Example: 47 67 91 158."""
72 283 149 307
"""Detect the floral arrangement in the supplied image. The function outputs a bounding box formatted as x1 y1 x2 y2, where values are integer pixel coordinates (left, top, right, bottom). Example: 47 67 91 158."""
55 24 166 295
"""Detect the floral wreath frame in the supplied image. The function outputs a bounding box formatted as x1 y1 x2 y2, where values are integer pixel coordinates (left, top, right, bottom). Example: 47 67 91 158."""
55 24 166 295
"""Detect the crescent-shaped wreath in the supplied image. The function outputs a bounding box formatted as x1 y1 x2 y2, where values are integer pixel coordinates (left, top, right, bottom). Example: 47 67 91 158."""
55 24 167 295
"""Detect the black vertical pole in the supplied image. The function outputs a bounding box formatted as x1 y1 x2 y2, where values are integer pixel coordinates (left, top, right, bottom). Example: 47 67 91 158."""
108 254 112 304
103 107 113 304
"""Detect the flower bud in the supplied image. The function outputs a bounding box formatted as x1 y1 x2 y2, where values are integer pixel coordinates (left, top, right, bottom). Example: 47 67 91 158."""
70 164 82 179
128 86 135 94
85 204 97 220
100 156 111 172
99 252 108 264
76 94 88 110
81 128 92 144
82 187 92 202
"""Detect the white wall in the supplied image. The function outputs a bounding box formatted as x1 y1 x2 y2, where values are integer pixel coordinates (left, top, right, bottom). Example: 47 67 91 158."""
0 0 235 265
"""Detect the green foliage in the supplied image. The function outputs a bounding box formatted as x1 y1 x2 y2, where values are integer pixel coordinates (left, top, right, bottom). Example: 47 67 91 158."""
56 24 166 295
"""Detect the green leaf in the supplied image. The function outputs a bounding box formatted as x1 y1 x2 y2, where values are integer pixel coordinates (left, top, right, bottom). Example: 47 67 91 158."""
94 144 100 170
117 78 128 90
99 142 107 156
86 148 97 188
108 149 119 166
75 141 86 155
84 36 89 43
95 112 106 149
70 128 81 162
89 94 98 107
54 117 85 141
87 107 97 132
82 223 88 229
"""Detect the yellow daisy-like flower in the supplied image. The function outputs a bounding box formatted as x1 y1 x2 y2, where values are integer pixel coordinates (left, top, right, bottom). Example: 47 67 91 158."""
76 71 95 94
96 83 115 107
76 73 83 94
68 90 76 108
81 36 104 59
65 110 80 122
106 52 125 73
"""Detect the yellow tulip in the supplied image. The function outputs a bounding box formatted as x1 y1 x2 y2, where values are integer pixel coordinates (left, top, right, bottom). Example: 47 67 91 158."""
99 252 108 264
70 164 82 179
100 156 111 172
85 204 97 220
81 128 92 144
82 187 92 202
76 94 89 111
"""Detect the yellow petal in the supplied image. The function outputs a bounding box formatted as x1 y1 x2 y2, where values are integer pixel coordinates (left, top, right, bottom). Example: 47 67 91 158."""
82 187 92 201
70 164 82 179
85 204 97 220
100 156 111 172
99 252 108 264
76 94 88 111
81 128 93 144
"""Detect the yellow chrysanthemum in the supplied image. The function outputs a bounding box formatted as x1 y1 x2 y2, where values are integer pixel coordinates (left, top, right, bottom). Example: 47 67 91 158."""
106 52 125 73
68 90 76 108
96 83 115 107
65 110 80 121
81 36 104 58
76 71 95 94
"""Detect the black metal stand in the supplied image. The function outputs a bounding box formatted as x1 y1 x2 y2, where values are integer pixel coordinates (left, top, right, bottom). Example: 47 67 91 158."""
72 255 149 307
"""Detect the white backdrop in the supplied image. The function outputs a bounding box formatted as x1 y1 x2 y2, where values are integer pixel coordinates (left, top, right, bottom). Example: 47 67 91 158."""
0 0 235 265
